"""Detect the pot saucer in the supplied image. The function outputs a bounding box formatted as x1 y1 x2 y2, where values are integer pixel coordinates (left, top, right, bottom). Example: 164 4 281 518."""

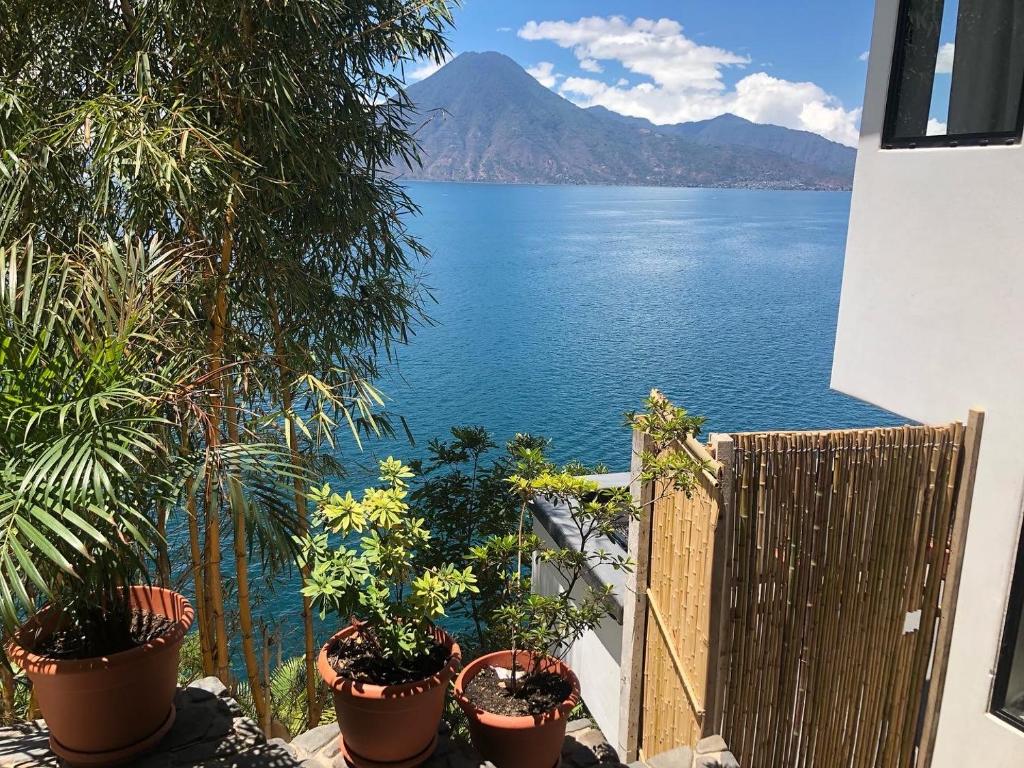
49 703 176 767
339 732 438 768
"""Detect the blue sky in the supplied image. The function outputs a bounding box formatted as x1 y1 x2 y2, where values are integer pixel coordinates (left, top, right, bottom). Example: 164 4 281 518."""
409 1 882 146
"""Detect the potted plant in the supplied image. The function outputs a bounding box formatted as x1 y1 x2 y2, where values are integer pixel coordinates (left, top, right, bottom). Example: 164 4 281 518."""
299 457 478 768
1 242 198 765
454 392 705 768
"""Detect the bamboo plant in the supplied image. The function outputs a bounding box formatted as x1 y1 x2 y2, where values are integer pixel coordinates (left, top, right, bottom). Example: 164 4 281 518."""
1 0 458 730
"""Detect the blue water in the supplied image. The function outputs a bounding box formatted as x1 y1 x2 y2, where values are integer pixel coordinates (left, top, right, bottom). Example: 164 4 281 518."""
187 182 906 658
367 182 900 469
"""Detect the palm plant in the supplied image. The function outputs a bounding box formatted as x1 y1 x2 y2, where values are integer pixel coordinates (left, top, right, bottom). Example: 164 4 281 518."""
0 235 200 652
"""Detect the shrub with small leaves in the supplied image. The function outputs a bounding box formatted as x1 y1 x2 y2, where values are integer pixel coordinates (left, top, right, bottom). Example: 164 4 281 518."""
298 457 478 663
470 391 707 688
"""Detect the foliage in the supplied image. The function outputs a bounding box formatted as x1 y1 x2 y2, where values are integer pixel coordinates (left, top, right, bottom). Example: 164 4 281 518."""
1 0 459 728
626 390 708 491
299 457 478 665
0 237 199 650
408 427 547 653
470 391 707 685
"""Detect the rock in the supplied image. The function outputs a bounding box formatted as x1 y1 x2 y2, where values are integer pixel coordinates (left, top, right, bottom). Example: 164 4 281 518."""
694 751 739 768
646 746 694 768
189 676 228 697
695 735 728 755
566 718 595 734
290 723 339 755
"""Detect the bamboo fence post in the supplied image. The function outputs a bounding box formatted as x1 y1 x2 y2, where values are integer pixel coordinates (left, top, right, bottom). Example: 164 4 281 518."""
618 428 655 762
707 434 734 735
917 410 984 768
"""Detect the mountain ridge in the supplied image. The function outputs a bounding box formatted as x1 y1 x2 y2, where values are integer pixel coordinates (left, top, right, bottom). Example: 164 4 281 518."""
396 52 855 191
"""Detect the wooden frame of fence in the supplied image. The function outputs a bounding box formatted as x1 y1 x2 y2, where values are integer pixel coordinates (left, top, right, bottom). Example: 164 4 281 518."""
625 412 983 768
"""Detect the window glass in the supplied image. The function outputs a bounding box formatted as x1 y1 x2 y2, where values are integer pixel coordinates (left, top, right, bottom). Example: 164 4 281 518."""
994 528 1024 729
884 0 1024 146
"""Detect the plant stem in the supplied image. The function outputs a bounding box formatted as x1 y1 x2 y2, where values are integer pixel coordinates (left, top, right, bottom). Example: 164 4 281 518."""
269 296 321 728
225 386 271 734
183 430 215 675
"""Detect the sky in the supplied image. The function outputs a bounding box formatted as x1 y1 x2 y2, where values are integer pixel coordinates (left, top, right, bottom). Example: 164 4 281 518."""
405 1 884 147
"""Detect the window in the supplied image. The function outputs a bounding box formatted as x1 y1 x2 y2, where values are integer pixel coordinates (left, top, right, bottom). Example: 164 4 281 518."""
994 526 1024 730
883 0 1024 147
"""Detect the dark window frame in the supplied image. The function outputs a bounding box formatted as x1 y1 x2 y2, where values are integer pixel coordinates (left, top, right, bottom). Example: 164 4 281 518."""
992 522 1024 731
882 0 1024 149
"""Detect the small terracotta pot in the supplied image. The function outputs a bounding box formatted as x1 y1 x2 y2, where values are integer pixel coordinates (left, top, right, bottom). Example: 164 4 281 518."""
453 650 581 768
6 586 194 767
317 624 460 768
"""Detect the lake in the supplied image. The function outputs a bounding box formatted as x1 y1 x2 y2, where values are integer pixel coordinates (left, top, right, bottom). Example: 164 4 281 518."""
195 182 905 658
368 182 899 470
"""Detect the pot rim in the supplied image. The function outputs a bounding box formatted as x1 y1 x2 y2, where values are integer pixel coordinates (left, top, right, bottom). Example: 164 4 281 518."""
453 649 581 728
317 623 461 699
6 585 194 676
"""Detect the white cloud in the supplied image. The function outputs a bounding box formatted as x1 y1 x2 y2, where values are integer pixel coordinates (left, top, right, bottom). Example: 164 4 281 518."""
935 43 955 74
519 15 862 146
526 62 561 88
617 78 629 87
496 27 512 33
407 53 454 82
580 58 603 73
927 118 948 135
859 51 870 62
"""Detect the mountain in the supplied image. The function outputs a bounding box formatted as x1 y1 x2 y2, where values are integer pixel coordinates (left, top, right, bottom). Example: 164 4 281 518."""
586 108 856 177
397 52 855 191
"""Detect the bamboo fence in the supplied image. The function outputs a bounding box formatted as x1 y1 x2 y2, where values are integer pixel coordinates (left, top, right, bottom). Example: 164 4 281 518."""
640 438 723 756
717 424 966 768
634 421 980 768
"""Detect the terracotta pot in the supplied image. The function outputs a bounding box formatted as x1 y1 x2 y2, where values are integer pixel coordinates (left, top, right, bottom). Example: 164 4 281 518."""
453 650 581 768
6 586 194 767
317 624 460 768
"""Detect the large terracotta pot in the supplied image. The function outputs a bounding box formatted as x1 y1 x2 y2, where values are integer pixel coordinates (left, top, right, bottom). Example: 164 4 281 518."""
6 586 194 767
453 650 581 768
317 624 460 768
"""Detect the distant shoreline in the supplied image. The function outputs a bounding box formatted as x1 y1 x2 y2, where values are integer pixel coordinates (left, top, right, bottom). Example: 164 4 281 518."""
395 176 853 193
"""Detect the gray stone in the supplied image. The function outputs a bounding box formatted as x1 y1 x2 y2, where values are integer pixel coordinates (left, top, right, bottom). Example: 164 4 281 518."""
694 751 739 768
694 735 728 755
565 718 595 734
189 676 228 697
290 724 339 755
645 746 694 768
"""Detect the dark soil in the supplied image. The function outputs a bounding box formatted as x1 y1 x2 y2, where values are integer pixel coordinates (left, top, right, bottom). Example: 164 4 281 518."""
463 665 572 717
33 609 174 660
327 634 450 686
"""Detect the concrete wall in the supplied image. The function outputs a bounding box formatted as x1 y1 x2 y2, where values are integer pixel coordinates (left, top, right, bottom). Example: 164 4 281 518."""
832 1 1024 765
531 518 624 749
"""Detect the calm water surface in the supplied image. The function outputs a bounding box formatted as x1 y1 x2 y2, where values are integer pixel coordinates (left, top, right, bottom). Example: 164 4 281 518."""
199 182 905 656
372 182 899 470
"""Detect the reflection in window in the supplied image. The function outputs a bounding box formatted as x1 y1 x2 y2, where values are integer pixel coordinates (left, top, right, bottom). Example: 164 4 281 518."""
884 0 1024 146
994 528 1024 731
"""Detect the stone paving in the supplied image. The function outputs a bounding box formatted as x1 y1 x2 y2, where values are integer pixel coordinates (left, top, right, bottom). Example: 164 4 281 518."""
0 679 624 768
0 678 735 768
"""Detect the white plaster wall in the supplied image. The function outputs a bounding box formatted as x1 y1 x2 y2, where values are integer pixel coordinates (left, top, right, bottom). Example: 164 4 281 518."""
832 2 1024 765
532 519 623 745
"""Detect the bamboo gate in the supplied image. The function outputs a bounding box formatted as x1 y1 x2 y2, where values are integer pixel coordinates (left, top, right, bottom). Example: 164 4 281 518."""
625 415 983 768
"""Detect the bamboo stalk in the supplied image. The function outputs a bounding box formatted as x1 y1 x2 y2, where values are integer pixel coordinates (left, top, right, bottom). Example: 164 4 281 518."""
268 296 321 729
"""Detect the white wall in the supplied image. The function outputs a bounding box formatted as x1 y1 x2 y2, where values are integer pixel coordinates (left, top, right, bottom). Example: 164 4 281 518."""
832 2 1024 765
532 519 623 746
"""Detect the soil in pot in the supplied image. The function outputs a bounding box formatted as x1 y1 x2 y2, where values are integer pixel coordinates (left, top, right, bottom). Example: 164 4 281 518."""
327 632 450 685
462 666 573 717
32 609 175 660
